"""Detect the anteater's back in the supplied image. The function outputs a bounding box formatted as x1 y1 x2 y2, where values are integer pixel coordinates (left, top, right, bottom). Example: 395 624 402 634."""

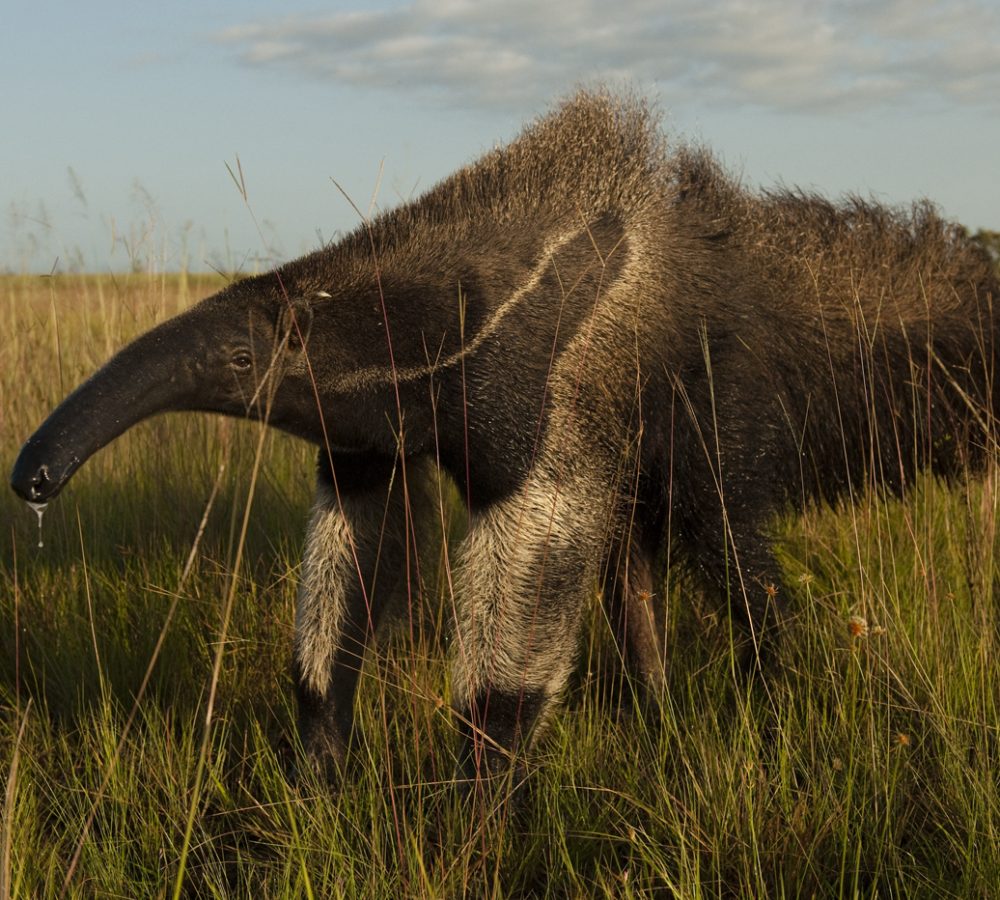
665 143 1000 510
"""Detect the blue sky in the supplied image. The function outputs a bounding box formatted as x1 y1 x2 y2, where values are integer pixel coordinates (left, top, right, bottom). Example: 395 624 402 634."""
4 0 999 273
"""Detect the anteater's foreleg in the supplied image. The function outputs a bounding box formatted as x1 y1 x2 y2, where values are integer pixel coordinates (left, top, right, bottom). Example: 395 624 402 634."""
451 471 609 781
293 452 423 781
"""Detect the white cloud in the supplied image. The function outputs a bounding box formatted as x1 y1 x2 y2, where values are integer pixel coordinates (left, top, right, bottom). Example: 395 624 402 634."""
215 0 1000 112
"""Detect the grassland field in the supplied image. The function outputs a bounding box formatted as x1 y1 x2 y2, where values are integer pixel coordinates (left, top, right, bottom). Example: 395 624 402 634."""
0 272 998 898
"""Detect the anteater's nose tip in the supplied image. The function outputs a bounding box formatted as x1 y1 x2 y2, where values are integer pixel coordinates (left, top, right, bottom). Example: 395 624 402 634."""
10 451 52 502
27 465 51 501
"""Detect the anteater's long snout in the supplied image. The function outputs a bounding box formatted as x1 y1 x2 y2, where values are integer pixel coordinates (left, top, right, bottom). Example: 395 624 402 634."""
9 311 206 506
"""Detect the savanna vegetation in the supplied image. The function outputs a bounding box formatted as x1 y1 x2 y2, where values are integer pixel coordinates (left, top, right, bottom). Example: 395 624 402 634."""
1 269 998 897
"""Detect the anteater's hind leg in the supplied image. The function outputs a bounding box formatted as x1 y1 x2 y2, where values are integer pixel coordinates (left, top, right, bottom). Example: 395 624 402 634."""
678 509 785 673
603 525 668 705
675 383 791 673
711 512 785 673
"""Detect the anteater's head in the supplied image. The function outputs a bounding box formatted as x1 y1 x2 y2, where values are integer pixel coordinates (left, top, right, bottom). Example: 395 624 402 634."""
10 275 321 504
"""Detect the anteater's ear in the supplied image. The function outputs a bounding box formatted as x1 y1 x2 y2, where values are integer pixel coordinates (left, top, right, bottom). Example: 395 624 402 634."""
279 296 314 352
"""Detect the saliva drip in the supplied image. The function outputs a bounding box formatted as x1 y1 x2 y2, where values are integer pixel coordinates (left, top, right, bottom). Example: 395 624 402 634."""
27 501 48 548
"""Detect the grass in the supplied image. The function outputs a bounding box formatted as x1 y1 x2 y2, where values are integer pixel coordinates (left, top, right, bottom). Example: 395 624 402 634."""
1 271 998 898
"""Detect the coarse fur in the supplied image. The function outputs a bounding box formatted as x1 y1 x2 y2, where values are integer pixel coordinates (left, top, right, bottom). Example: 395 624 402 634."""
11 90 1000 783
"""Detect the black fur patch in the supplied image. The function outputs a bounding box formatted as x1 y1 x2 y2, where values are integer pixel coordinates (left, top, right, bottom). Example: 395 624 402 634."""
316 449 397 497
455 688 545 780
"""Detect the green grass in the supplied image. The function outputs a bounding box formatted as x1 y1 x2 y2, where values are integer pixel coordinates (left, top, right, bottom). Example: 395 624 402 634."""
1 273 998 897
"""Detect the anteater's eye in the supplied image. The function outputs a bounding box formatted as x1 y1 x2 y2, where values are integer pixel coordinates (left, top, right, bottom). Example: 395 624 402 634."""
231 351 253 371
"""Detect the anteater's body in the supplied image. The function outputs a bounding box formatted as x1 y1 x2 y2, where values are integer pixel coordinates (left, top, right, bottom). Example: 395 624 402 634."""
11 92 999 780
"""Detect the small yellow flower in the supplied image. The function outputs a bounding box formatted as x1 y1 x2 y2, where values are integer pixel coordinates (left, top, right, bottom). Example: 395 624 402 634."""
832 757 844 772
896 732 911 747
848 615 869 638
